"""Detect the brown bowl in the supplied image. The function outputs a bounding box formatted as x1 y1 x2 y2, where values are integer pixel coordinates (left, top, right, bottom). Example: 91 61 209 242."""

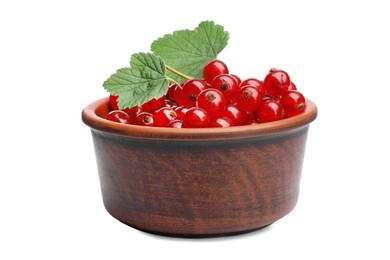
82 97 317 237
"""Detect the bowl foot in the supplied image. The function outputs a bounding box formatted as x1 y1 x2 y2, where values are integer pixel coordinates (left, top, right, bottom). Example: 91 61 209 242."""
128 224 273 238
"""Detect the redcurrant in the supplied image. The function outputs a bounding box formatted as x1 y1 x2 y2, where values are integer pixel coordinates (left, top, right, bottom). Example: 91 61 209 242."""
166 83 177 101
105 64 307 128
123 105 142 122
287 81 297 91
243 111 257 125
210 117 232 128
264 68 291 97
173 83 187 106
164 99 177 108
106 110 130 124
182 107 210 128
235 85 263 112
280 90 306 117
178 79 208 107
109 94 119 110
154 107 178 127
222 104 245 126
204 60 229 84
135 112 155 126
196 88 227 118
230 74 242 86
210 74 239 103
141 96 165 112
257 100 284 123
167 120 183 128
174 106 189 120
240 78 265 97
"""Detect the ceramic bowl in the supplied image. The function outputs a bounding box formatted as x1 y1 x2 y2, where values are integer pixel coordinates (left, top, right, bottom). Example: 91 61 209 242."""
82 97 317 237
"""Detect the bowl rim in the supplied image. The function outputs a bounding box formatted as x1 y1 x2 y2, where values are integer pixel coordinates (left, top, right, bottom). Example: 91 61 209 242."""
82 97 317 141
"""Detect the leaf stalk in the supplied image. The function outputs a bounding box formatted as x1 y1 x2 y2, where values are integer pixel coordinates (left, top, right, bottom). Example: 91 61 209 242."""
166 65 193 81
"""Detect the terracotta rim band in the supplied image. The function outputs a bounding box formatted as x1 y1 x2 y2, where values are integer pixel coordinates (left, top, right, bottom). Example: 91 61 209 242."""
82 97 317 141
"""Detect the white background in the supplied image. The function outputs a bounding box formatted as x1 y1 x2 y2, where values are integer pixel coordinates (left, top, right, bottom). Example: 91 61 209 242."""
1 0 389 259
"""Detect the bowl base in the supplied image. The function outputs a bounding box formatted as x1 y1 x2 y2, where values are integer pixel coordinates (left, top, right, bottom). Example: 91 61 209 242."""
126 223 273 238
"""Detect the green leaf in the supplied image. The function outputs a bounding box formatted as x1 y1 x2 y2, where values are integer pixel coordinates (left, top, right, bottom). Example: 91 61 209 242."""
151 20 229 83
103 52 169 109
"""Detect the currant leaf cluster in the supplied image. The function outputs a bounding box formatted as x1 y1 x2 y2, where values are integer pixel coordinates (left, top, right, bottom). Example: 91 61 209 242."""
103 21 229 109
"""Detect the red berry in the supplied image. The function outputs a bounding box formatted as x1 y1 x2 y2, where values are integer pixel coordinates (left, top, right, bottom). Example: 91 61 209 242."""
262 96 274 102
174 106 189 120
178 79 208 107
135 112 155 126
210 74 239 103
141 96 165 112
204 60 229 84
166 83 177 101
182 107 210 128
230 74 242 86
257 100 284 123
173 83 185 106
167 120 183 128
106 110 130 124
164 99 177 108
196 88 227 118
264 68 291 97
235 85 263 112
123 105 142 122
240 78 265 97
280 90 306 117
154 107 178 127
287 81 297 91
243 111 257 125
210 117 232 128
109 94 119 110
222 105 246 126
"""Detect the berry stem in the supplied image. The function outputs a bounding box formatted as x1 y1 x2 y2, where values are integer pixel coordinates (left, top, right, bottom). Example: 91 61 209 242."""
165 76 181 87
166 65 193 81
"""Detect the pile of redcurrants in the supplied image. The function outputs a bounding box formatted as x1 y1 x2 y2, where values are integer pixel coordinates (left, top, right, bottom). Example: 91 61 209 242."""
106 60 306 128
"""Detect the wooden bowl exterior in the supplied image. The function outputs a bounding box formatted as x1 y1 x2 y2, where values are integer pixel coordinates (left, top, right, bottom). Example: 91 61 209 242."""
82 98 317 237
